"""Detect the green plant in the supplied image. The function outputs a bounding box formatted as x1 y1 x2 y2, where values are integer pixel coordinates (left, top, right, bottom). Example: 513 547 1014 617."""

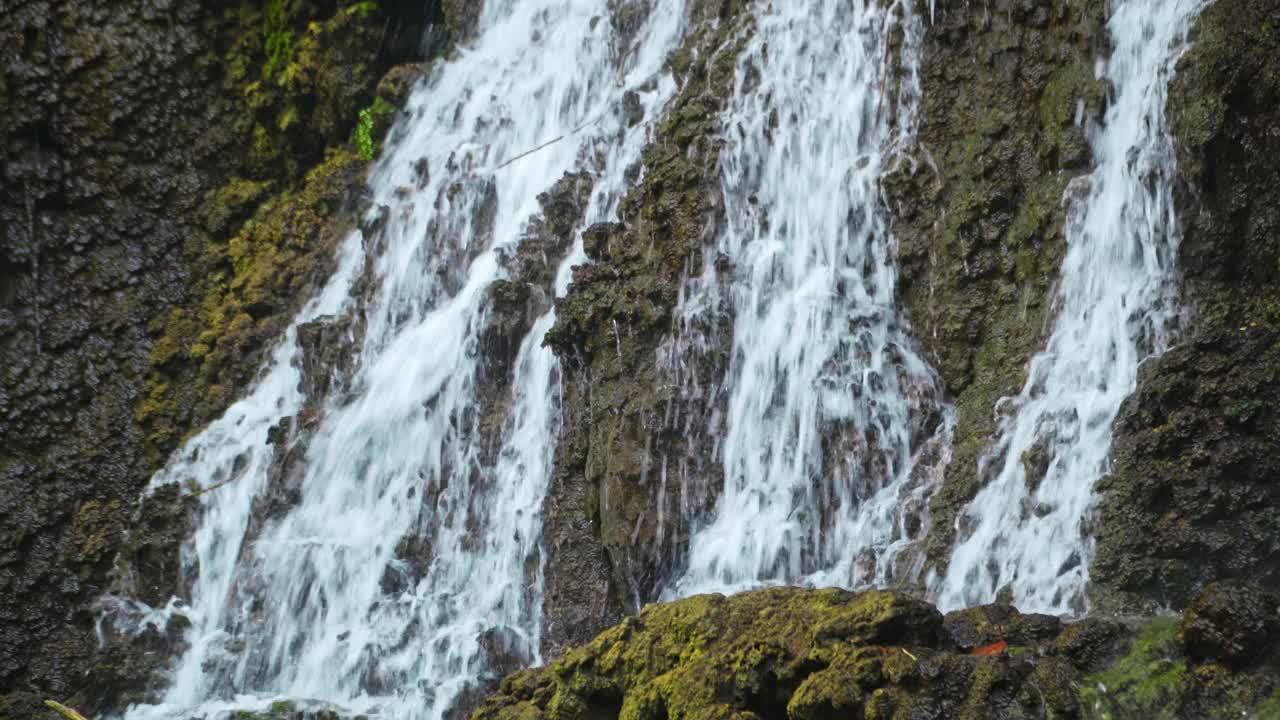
355 98 393 161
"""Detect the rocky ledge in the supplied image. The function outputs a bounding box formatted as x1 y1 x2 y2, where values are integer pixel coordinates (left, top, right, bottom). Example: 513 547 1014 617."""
475 584 1280 720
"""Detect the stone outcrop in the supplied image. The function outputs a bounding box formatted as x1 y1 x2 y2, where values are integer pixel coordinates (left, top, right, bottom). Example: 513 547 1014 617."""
477 585 1280 720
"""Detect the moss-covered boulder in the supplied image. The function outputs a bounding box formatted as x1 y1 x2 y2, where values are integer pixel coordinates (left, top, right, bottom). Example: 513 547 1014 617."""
480 590 1045 720
1181 582 1280 669
479 588 1090 720
1079 594 1280 720
479 588 1280 720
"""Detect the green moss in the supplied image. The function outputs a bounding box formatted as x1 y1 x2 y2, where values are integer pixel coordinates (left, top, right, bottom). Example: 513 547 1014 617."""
138 147 366 463
1078 617 1190 720
544 589 933 720
262 0 295 80
135 0 425 468
201 178 273 235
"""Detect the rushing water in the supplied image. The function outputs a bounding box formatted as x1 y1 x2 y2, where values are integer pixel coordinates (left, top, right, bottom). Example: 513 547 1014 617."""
666 0 948 599
934 0 1210 614
117 2 686 718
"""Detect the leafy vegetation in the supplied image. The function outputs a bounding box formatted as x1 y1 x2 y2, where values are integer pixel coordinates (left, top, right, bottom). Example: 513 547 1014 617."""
355 97 394 161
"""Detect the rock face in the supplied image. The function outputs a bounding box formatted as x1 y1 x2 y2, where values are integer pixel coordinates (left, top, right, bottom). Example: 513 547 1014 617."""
0 0 437 716
476 586 1280 720
1091 329 1280 611
1181 581 1280 669
1090 0 1280 612
540 0 750 656
883 0 1108 573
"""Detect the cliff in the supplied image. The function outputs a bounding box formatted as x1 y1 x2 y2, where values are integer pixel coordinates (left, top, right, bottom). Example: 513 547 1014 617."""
0 0 1278 717
0 0 445 715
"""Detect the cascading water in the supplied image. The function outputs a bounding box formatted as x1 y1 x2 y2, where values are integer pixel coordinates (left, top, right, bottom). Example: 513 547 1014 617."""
666 0 947 599
935 0 1210 614
116 2 686 718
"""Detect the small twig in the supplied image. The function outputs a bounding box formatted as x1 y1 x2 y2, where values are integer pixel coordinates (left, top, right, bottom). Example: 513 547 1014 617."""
186 477 236 499
496 133 567 170
901 648 918 661
44 700 89 720
495 113 605 170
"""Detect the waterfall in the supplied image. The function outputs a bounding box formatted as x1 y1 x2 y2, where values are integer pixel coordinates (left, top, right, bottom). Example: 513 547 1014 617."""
118 2 686 718
666 0 947 599
935 0 1210 614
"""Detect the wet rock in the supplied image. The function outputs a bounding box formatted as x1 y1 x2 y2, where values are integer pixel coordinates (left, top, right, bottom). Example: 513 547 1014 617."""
540 3 749 658
502 172 595 293
1091 328 1280 611
113 484 195 609
622 90 645 127
209 699 359 720
943 603 1061 651
1086 0 1280 617
297 314 363 407
883 0 1109 574
608 0 652 62
377 63 428 106
442 0 485 42
1051 617 1128 672
1181 581 1280 668
478 626 537 679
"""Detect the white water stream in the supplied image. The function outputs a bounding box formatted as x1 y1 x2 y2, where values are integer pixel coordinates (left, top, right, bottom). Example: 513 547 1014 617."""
935 0 1209 614
666 0 948 599
118 2 686 718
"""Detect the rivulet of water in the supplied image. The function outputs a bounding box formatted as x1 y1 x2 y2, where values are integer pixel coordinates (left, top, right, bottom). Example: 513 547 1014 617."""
666 0 947 599
935 0 1210 614
113 2 687 718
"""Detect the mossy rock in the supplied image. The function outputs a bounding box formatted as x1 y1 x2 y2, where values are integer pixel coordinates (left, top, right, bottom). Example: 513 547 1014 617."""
135 0 438 467
137 146 367 458
481 588 1280 720
1181 581 1280 669
478 588 1097 720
